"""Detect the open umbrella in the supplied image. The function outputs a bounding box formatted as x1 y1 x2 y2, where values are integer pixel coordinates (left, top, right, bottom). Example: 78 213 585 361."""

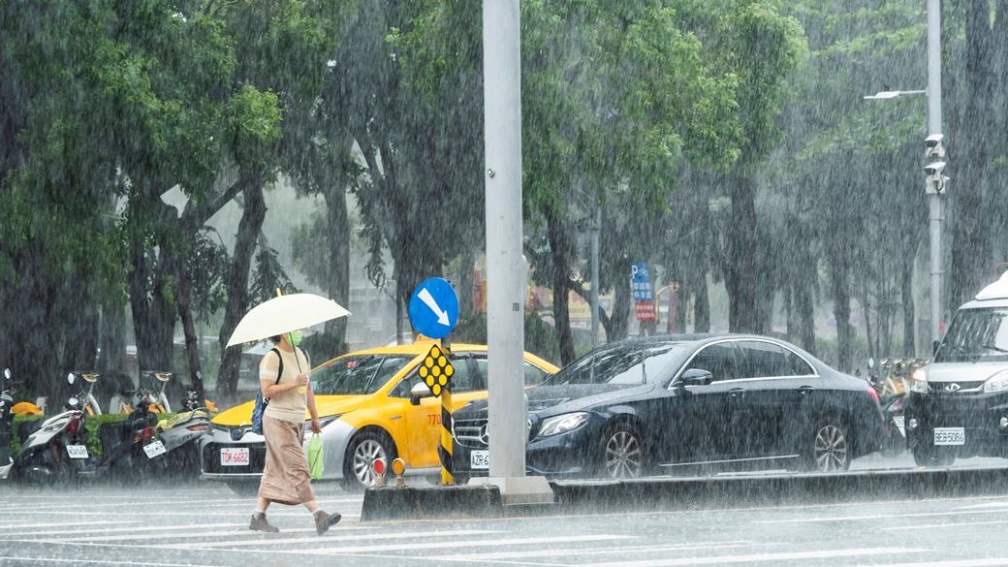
226 293 351 348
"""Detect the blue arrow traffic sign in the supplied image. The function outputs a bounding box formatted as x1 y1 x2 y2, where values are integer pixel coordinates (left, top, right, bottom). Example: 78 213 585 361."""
408 277 459 339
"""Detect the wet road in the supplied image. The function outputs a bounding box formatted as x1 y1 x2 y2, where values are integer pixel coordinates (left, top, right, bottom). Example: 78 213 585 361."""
1 455 1007 567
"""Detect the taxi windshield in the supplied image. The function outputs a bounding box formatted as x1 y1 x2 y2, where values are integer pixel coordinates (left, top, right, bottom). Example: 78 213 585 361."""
311 355 412 395
935 307 1008 363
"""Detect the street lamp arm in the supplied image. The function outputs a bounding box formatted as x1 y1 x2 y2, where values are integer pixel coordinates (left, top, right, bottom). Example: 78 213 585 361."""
863 89 927 100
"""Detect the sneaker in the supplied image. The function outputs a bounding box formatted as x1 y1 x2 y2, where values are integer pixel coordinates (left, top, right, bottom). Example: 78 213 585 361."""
314 510 341 535
249 514 279 533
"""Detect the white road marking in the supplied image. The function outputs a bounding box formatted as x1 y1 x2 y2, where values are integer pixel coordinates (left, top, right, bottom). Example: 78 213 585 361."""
290 534 636 556
430 541 775 562
579 547 923 567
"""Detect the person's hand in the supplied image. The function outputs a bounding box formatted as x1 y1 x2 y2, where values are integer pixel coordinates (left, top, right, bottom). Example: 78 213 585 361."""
311 417 321 434
295 373 309 387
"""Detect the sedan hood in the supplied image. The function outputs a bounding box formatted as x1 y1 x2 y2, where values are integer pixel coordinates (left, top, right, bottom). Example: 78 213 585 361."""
211 395 367 426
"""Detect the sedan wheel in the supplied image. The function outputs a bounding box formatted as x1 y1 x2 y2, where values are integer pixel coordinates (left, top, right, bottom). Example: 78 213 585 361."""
600 425 644 480
341 431 396 491
811 420 850 472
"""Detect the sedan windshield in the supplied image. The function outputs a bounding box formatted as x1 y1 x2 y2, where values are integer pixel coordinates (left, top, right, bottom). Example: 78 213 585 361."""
547 342 688 386
311 355 412 395
935 307 1008 363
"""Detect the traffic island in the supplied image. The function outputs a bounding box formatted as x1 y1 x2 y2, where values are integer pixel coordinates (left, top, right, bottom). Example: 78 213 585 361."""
359 466 1008 521
361 483 505 521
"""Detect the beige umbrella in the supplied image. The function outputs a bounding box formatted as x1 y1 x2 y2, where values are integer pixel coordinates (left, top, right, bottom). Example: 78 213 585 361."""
226 293 351 348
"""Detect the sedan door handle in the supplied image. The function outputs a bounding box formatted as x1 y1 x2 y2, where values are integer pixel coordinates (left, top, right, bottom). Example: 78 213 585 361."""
799 385 814 395
729 388 744 397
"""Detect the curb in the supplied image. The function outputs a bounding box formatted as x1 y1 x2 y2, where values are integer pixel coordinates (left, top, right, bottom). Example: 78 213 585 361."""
360 466 1008 521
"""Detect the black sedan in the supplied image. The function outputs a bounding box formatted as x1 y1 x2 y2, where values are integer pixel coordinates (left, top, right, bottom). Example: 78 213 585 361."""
452 334 885 480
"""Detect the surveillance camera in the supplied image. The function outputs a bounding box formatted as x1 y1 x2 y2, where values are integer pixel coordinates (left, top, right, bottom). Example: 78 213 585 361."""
925 133 945 158
925 161 948 195
924 161 945 176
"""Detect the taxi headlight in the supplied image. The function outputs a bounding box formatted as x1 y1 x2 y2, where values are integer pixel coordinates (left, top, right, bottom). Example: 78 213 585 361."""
984 372 1008 393
537 412 590 438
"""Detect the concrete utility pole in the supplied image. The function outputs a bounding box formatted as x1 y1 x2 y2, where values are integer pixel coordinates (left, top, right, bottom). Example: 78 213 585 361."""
479 0 553 504
925 0 945 346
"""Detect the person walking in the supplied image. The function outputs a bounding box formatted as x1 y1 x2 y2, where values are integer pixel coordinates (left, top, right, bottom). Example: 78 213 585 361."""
249 330 341 534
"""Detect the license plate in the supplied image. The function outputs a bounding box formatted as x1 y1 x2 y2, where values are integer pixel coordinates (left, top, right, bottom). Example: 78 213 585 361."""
470 450 490 470
892 416 906 438
934 427 965 446
221 447 250 466
66 444 89 459
143 440 167 459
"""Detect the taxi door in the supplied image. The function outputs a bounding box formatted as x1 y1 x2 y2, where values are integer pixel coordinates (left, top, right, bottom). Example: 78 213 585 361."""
399 354 483 469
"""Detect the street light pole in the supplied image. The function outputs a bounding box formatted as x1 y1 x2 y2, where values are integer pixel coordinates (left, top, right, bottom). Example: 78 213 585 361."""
925 0 944 347
863 0 945 352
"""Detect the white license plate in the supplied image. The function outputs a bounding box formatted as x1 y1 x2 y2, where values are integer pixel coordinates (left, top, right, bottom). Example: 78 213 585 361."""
66 444 89 459
892 416 906 438
144 440 167 459
470 450 490 470
934 427 966 446
221 447 250 466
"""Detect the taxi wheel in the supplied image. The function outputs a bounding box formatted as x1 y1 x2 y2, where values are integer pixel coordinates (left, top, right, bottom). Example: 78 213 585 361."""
341 430 397 492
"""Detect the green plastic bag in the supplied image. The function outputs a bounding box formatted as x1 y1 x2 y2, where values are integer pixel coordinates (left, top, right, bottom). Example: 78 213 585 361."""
307 433 324 480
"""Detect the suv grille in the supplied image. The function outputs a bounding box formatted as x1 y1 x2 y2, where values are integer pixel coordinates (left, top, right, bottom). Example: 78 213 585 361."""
931 380 985 395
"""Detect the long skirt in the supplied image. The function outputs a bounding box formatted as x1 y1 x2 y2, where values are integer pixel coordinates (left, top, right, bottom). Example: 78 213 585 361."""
258 416 315 505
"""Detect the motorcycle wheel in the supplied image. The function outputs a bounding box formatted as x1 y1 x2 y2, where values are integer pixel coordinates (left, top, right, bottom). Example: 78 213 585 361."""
15 449 73 485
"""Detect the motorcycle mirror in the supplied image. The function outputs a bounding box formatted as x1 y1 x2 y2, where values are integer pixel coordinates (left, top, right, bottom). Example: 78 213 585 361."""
82 372 99 383
67 396 79 407
3 368 10 380
67 372 76 385
155 372 171 383
867 358 875 369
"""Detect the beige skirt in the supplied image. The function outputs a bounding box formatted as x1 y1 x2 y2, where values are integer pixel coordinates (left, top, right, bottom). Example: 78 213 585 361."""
258 416 315 505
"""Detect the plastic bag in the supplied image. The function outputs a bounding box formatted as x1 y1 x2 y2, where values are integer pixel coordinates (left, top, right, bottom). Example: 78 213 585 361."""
307 433 324 480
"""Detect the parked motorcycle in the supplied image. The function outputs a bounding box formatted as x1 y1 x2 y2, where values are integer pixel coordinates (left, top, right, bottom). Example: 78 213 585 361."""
13 373 163 484
869 358 922 457
150 377 212 477
1 368 14 480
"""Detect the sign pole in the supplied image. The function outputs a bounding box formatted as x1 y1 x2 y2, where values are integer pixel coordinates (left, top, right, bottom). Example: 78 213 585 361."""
439 343 453 485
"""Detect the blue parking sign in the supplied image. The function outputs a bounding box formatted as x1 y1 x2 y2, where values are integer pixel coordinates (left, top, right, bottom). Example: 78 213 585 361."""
631 263 653 302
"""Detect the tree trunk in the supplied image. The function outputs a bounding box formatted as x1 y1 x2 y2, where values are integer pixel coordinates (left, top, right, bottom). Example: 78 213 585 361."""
458 247 475 320
545 207 576 365
949 2 994 310
217 175 267 399
900 252 916 357
829 262 854 372
726 171 761 333
324 181 350 352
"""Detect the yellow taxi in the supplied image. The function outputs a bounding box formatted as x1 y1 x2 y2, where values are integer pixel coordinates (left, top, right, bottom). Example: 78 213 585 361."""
199 342 558 492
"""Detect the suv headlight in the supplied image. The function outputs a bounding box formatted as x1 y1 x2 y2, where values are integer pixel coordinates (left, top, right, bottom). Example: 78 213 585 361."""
537 412 590 438
984 371 1008 393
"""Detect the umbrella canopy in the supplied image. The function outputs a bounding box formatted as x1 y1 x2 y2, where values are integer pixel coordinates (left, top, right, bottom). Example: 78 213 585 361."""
226 293 351 347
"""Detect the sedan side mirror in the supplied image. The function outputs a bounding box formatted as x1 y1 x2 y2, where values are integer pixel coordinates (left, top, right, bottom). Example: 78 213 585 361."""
681 368 714 387
409 382 434 406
